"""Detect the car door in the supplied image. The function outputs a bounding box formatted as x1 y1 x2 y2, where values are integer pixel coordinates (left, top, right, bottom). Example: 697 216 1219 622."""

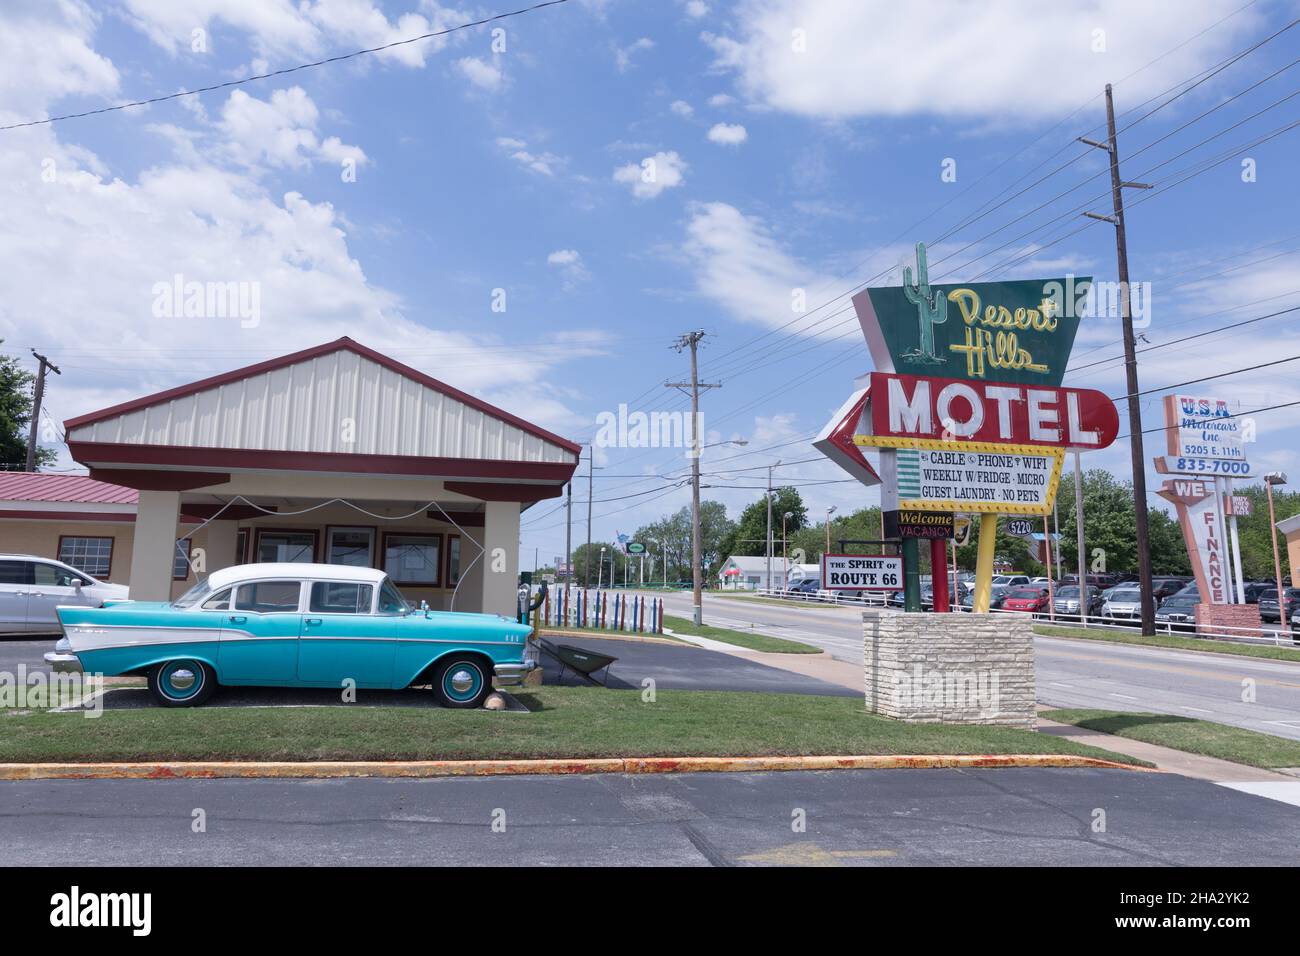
296 581 395 687
217 579 304 683
0 559 33 633
26 562 92 633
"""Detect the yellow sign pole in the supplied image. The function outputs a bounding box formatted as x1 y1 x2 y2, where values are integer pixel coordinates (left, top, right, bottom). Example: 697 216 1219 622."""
972 513 999 612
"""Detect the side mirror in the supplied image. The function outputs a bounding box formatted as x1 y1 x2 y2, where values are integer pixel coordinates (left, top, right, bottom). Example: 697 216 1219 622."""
71 578 83 591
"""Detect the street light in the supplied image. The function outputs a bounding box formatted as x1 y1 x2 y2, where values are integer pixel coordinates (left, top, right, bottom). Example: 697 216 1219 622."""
689 438 748 625
598 546 607 589
1265 472 1288 620
825 505 837 558
766 460 783 593
782 510 794 592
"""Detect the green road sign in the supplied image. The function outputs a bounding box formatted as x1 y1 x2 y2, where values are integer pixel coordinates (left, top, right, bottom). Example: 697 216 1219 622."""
626 542 646 554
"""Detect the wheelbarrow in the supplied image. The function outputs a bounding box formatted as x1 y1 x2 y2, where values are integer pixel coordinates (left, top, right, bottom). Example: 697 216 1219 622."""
538 638 617 686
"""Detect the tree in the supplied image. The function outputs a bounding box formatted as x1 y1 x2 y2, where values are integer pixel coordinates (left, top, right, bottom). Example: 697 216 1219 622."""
1230 483 1299 582
0 342 54 469
719 486 807 559
571 542 627 586
633 500 735 584
1053 468 1187 577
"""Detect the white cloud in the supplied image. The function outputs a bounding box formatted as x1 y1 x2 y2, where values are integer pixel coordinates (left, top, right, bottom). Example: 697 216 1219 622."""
707 93 734 107
670 99 694 117
455 56 506 91
122 0 472 67
707 122 748 145
613 150 687 199
0 2 595 457
496 136 564 176
682 201 846 332
682 1 710 18
218 87 367 170
703 0 1260 120
0 0 119 121
547 248 591 288
614 36 655 72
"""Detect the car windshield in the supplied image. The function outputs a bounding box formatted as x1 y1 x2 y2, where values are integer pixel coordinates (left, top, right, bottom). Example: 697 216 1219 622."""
1111 590 1140 601
1056 587 1080 597
172 578 213 609
1163 598 1195 608
1007 588 1040 598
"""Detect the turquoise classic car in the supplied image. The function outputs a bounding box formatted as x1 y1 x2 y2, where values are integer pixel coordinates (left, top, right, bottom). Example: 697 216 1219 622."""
44 563 539 708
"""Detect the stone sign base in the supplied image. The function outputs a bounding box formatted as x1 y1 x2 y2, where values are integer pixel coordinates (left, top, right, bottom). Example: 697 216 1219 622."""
863 609 1036 729
1194 602 1262 637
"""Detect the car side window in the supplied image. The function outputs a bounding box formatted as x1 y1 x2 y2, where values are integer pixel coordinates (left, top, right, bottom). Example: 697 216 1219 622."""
309 582 373 614
201 588 232 611
0 560 33 585
33 563 85 588
234 580 303 613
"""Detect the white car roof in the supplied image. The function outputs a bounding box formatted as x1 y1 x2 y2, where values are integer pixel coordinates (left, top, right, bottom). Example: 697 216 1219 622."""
205 563 388 591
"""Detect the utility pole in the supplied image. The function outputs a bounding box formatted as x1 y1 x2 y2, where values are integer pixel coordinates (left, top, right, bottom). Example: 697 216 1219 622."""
25 350 61 472
564 481 572 589
1074 452 1089 626
667 331 720 626
1080 83 1156 636
585 449 594 589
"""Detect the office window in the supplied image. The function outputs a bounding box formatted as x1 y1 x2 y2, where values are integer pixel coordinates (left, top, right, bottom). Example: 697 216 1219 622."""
256 531 315 563
58 536 113 578
383 534 441 586
326 527 374 567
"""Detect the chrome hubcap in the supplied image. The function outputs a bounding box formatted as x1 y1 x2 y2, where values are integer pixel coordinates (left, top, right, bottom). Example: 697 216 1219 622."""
449 669 476 693
169 668 196 690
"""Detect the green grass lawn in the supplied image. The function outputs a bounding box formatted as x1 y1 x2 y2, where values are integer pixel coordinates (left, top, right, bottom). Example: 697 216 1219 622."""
1042 708 1300 769
663 614 821 653
0 686 1144 765
1034 623 1300 662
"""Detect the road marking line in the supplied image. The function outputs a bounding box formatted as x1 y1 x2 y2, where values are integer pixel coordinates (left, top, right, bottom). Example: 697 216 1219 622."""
1109 694 1140 701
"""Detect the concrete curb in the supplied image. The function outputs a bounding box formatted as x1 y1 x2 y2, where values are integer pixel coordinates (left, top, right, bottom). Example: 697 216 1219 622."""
0 753 1153 780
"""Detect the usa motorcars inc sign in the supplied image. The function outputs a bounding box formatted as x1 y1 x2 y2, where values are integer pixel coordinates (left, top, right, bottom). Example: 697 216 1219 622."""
822 554 904 590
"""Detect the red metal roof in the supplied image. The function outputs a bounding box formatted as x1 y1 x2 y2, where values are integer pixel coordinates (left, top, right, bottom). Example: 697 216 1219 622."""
0 472 137 505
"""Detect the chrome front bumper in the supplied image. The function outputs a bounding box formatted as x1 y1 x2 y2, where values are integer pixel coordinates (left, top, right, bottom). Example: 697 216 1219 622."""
493 658 542 687
44 652 83 674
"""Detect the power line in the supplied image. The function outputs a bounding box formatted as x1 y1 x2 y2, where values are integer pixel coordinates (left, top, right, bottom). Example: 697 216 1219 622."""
0 0 573 132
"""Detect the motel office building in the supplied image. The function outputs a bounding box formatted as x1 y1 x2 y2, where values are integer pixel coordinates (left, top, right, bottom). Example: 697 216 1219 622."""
0 338 579 616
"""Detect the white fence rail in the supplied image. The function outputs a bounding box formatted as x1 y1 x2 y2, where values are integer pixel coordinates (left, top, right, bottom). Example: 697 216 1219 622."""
746 588 1298 649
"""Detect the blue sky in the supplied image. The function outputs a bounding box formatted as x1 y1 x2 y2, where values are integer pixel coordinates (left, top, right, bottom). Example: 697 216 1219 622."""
1 0 1297 565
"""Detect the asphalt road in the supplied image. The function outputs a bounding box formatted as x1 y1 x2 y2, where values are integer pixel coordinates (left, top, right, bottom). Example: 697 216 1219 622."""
2 768 1295 866
657 591 1300 741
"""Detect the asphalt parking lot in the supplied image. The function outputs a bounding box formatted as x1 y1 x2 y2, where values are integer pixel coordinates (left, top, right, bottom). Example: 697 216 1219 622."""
3 767 1296 866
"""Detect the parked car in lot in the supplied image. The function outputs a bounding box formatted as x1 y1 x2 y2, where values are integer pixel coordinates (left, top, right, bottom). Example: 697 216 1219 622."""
991 574 1030 589
1150 577 1189 605
0 554 129 634
1051 585 1103 619
1259 587 1300 624
1001 585 1051 616
1101 586 1143 621
44 563 537 708
1154 594 1198 632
